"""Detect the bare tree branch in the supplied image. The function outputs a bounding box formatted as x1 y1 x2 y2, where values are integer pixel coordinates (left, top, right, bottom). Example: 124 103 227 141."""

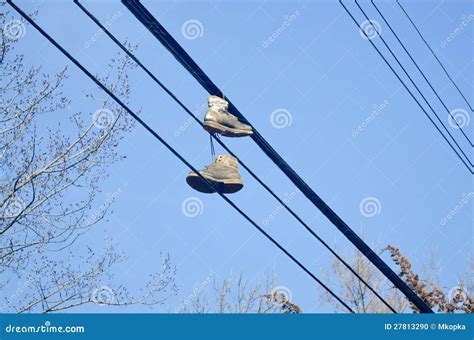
0 4 175 313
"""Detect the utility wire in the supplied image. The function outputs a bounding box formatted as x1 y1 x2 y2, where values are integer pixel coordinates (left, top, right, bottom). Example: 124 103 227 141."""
348 0 473 174
371 0 473 147
6 0 355 313
74 0 397 313
354 0 472 168
121 0 434 313
397 0 474 112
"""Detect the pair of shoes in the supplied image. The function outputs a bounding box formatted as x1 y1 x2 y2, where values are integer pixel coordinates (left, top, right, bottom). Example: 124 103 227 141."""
186 96 252 194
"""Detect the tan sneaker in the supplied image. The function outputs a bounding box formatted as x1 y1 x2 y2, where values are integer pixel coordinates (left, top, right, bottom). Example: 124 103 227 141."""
186 154 243 194
203 96 253 137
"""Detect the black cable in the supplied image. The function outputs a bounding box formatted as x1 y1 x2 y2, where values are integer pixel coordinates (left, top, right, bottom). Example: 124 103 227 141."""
372 1 473 147
348 0 473 174
74 0 397 313
6 0 355 313
397 0 474 112
121 0 434 313
354 0 472 168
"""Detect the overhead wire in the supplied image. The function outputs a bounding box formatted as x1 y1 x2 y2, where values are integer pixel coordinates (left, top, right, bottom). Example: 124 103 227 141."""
354 0 472 170
341 0 472 174
73 0 397 313
6 0 355 313
121 0 434 313
397 0 474 112
371 0 473 147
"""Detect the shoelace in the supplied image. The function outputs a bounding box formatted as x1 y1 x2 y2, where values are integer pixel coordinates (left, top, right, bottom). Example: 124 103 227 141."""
209 132 220 160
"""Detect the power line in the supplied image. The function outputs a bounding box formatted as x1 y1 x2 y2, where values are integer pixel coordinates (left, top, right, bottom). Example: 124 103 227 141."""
371 0 473 147
124 0 434 313
6 0 355 313
354 0 472 169
122 0 434 313
345 0 472 174
74 0 396 313
73 0 397 313
397 0 474 112
356 3 474 169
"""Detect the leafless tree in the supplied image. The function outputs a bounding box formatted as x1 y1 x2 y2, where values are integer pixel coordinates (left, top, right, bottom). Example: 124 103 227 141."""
386 246 472 313
0 4 176 312
319 248 408 313
2 248 176 313
176 271 301 313
319 245 472 313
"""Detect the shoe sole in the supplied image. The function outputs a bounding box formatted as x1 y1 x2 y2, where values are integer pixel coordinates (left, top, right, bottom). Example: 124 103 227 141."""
203 121 253 137
186 172 243 194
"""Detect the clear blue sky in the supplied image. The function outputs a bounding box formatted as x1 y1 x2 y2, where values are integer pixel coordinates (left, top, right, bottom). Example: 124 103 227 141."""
10 0 472 312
